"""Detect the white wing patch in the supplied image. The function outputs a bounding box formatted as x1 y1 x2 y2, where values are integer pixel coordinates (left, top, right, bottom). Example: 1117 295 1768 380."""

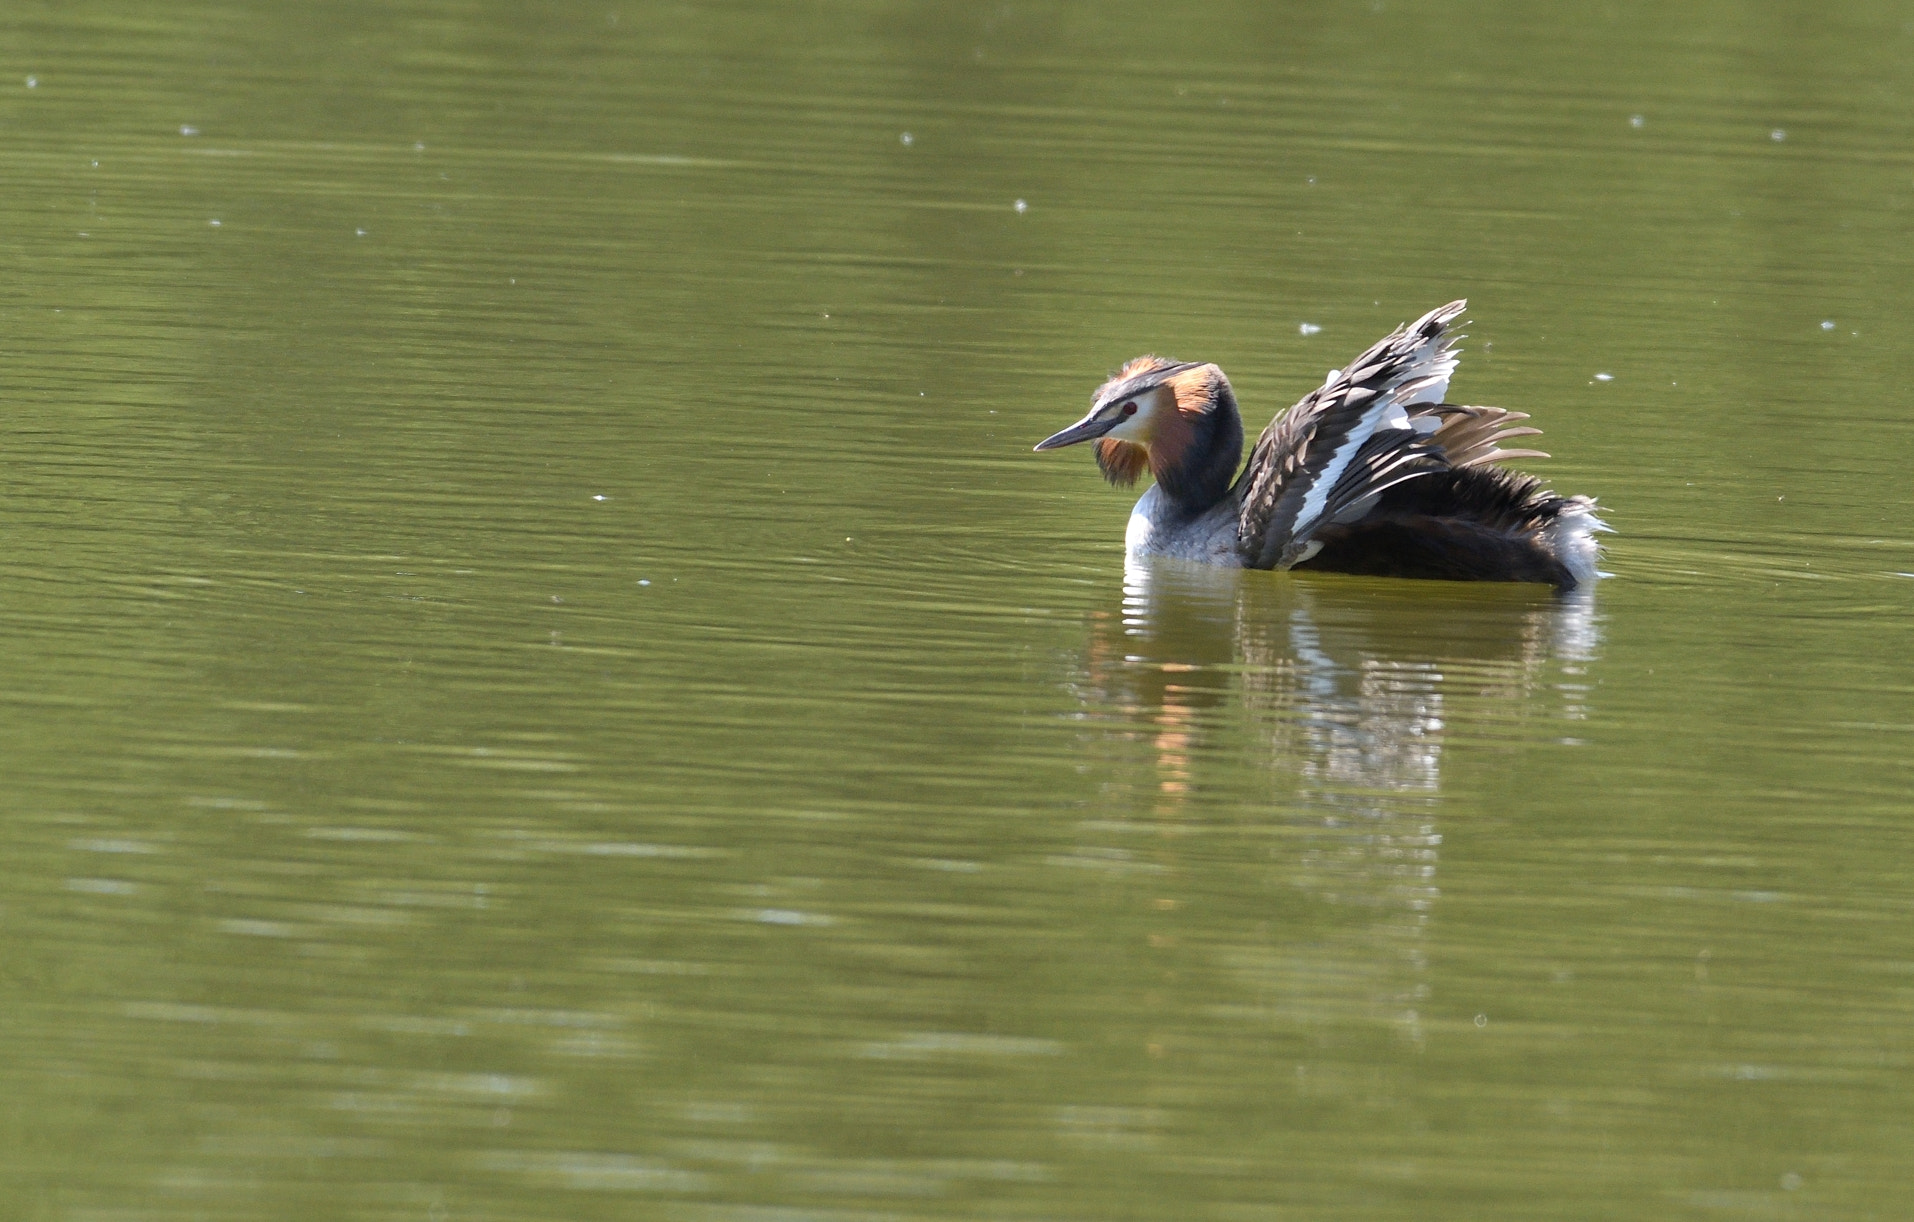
1396 335 1458 406
1287 399 1408 541
1284 336 1463 543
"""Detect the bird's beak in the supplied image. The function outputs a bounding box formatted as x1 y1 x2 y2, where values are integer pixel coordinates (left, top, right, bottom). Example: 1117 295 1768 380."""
1033 409 1116 452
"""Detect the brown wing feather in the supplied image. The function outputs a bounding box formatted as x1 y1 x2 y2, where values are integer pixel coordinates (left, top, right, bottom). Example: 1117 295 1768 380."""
1418 404 1550 468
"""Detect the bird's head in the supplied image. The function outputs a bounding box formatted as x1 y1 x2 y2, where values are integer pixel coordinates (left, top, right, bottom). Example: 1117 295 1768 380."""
1033 357 1238 494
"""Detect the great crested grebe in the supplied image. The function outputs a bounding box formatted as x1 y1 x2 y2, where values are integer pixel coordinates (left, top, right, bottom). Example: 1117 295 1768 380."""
1034 300 1606 589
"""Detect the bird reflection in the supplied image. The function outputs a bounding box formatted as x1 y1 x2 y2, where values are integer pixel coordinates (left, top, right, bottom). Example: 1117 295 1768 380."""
1075 561 1601 1043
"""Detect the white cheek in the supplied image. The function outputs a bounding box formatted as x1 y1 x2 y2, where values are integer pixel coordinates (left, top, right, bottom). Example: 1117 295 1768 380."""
1105 408 1147 441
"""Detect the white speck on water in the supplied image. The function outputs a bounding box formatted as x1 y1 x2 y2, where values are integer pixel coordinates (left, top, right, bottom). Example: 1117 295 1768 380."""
25 76 38 89
209 219 221 227
638 579 650 586
414 141 425 151
180 125 198 136
755 908 830 926
1594 372 1613 381
1014 198 1028 213
68 878 137 895
1780 1173 1803 1192
1299 323 1322 336
1771 128 1786 141
1629 114 1644 127
592 494 607 501
1821 320 1836 330
1306 176 1316 184
71 838 156 854
1474 1013 1488 1028
899 131 914 146
356 228 368 237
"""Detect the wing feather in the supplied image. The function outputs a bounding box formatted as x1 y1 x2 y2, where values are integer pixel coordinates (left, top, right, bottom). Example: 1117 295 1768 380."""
1236 300 1470 568
1420 404 1550 468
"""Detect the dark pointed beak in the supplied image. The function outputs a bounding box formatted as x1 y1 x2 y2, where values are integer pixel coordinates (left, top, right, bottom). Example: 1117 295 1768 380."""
1033 410 1116 452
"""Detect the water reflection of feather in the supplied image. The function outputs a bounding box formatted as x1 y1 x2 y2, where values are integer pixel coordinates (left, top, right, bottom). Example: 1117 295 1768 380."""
1076 559 1602 1042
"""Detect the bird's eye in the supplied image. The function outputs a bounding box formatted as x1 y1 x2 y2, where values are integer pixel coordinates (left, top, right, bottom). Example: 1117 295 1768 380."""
1119 402 1137 417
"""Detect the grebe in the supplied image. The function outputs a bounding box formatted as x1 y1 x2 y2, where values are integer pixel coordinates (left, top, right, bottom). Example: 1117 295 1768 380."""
1034 300 1606 589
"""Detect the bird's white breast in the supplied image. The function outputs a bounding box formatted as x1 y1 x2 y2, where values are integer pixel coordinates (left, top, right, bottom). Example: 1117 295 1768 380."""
1125 485 1243 566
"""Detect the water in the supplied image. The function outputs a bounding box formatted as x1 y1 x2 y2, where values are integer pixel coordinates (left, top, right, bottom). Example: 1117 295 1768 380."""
5 1 1914 1217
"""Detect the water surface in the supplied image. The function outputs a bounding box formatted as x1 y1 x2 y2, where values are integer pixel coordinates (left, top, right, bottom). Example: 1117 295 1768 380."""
5 1 1914 1218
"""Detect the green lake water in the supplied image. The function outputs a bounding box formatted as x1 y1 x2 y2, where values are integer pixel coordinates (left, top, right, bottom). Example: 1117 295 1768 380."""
5 1 1914 1217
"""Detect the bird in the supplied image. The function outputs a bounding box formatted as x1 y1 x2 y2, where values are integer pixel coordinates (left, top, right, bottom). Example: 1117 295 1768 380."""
1033 300 1606 589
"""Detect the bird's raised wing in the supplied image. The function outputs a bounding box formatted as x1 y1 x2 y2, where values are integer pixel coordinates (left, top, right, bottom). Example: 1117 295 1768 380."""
1236 300 1475 569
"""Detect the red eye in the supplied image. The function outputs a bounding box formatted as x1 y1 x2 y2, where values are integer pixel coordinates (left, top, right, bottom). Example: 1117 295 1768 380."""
1120 402 1137 417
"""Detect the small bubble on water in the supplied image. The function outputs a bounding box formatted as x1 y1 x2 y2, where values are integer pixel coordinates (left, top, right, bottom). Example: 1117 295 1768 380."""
1629 114 1644 128
355 228 368 237
899 131 913 146
1820 319 1836 330
1594 372 1613 381
1299 323 1322 336
25 76 38 89
1014 198 1028 213
179 125 198 136
1474 1013 1488 1027
1771 128 1786 141
638 579 650 586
